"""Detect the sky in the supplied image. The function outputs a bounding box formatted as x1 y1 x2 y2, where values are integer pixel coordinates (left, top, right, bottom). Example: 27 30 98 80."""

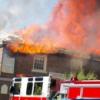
0 0 57 32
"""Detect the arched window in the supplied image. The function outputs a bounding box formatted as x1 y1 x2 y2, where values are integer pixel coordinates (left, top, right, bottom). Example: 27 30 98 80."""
1 84 8 94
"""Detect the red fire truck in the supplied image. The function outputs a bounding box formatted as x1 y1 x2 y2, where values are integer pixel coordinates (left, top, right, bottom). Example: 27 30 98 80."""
9 76 64 100
60 80 100 99
9 76 100 100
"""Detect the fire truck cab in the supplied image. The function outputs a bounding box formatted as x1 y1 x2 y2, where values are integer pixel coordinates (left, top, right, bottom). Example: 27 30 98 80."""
9 76 51 100
9 76 63 100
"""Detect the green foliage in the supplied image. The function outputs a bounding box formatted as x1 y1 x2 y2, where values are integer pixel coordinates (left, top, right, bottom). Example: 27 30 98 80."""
65 72 71 79
86 71 97 80
77 69 86 80
65 69 97 80
77 69 97 80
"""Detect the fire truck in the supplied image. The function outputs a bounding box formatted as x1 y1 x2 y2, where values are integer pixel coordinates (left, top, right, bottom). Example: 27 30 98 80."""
9 75 64 100
60 80 100 99
9 76 100 100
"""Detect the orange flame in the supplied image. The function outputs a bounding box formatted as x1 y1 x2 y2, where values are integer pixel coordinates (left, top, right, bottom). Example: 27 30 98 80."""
7 0 100 55
17 24 40 43
7 42 58 54
7 24 63 54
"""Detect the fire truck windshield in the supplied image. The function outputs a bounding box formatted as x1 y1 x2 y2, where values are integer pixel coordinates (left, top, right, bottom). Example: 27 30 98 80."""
10 83 21 95
14 83 21 95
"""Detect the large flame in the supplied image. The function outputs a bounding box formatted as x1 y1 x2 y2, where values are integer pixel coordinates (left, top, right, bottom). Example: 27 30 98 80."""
16 24 40 43
7 24 64 54
7 0 100 55
7 41 58 54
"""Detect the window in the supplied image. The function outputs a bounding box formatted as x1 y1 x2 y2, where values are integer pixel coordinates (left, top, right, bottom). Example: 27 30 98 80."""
35 77 43 81
32 55 47 72
1 84 8 94
33 82 43 95
2 48 15 73
15 78 21 81
28 78 33 81
13 83 21 95
26 82 33 95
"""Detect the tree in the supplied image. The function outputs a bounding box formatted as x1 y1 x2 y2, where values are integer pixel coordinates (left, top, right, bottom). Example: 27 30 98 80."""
77 69 97 80
65 68 97 80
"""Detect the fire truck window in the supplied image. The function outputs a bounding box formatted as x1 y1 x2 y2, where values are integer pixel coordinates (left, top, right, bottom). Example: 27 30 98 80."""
35 77 43 81
15 78 21 81
28 78 33 81
26 82 33 95
33 82 43 95
13 83 21 95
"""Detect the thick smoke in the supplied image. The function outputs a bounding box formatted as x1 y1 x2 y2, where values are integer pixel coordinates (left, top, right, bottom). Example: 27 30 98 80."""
5 0 100 55
0 13 8 30
49 0 100 55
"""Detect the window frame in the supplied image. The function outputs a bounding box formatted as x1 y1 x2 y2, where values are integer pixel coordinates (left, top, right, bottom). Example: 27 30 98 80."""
1 48 15 74
12 79 22 95
32 55 47 73
13 82 21 95
33 82 43 96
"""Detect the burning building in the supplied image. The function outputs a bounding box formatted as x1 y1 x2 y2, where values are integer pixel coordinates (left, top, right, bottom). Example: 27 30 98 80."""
1 41 72 76
0 41 100 100
0 0 100 100
0 41 71 100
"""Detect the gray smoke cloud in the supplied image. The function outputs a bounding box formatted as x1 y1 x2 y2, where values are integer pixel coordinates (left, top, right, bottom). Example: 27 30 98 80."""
0 13 8 30
0 0 57 32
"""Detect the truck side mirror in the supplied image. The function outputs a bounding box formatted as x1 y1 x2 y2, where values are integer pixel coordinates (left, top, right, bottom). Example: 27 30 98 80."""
50 79 56 88
9 86 15 94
